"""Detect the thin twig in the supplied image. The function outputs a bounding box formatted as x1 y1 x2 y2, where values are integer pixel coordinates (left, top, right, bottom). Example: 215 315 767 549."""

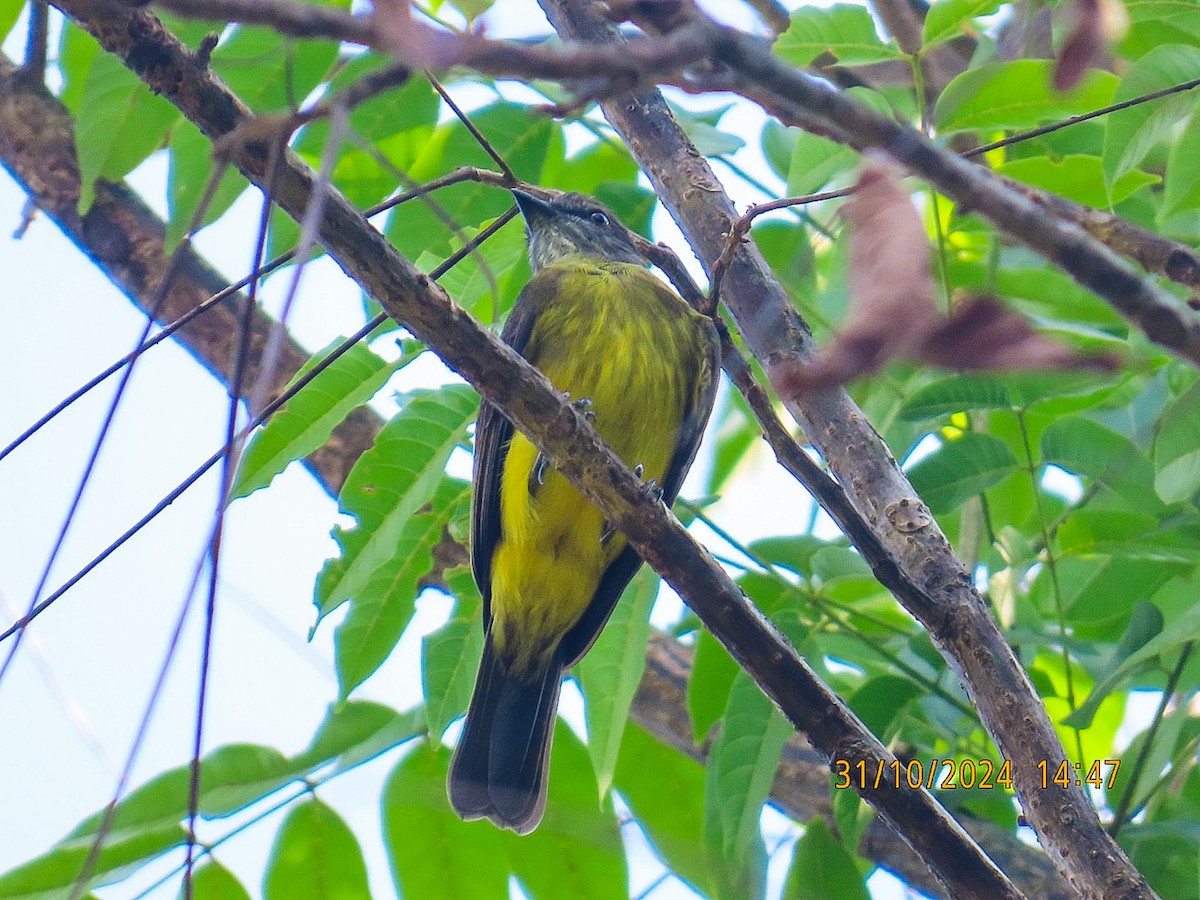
429 73 517 183
965 78 1200 158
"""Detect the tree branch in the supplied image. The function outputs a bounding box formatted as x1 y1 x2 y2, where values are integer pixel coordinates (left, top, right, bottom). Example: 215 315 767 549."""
537 2 1152 897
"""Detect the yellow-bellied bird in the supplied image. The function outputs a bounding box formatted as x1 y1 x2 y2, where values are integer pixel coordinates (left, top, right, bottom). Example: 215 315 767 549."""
448 189 719 833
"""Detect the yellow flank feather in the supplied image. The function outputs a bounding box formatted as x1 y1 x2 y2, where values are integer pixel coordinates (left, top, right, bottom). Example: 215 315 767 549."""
488 258 705 676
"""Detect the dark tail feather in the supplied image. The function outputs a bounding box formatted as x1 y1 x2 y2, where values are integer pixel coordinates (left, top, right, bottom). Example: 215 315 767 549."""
447 635 562 835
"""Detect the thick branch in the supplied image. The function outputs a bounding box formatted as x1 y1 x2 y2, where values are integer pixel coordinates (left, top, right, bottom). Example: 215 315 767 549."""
0 52 377 492
47 2 1023 895
538 2 1152 898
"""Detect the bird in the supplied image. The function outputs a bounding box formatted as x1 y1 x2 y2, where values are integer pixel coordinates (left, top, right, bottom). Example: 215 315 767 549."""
447 187 719 834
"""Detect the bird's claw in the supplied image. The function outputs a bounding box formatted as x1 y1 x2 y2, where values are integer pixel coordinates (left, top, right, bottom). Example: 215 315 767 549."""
529 451 549 494
601 467 662 544
644 479 663 502
570 395 596 422
633 464 661 501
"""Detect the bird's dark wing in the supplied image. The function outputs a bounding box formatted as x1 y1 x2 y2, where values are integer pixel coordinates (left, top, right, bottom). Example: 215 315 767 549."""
658 314 721 507
559 306 720 667
470 272 563 627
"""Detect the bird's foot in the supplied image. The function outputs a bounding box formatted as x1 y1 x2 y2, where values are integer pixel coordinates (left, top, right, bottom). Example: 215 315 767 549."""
632 463 663 501
529 399 595 495
601 466 662 544
568 395 596 422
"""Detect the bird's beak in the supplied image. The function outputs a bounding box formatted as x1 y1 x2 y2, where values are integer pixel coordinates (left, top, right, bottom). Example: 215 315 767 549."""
511 188 556 223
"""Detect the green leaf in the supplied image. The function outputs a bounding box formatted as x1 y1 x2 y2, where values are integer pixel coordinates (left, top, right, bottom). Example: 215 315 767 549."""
578 568 657 798
786 131 858 197
1040 416 1159 508
0 732 372 899
186 861 252 900
0 825 186 900
1106 693 1190 817
1058 557 1183 627
1103 45 1200 190
1153 379 1200 503
0 700 415 899
556 140 640 195
188 745 299 818
1063 600 1171 728
340 56 439 142
166 120 250 250
212 23 341 113
832 790 871 864
74 50 181 210
315 385 478 620
1056 509 1192 560
703 673 791 898
423 218 528 323
847 676 921 737
233 339 414 499
1121 0 1200 57
292 58 439 208
906 433 1020 512
922 0 1003 48
777 5 903 65
263 800 370 900
59 23 99 114
382 743 511 898
782 818 871 900
614 725 711 895
64 745 288 843
503 723 628 900
899 374 1013 420
750 535 831 575
295 700 423 771
706 387 758 495
999 155 1159 208
1163 118 1200 216
335 478 471 698
935 62 1118 133
761 120 798 183
421 568 484 741
688 629 739 742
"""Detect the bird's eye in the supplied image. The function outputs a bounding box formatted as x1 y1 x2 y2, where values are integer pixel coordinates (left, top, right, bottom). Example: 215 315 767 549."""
589 211 609 226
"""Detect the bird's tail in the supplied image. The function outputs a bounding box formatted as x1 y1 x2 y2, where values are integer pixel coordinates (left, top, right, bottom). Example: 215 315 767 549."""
447 634 562 834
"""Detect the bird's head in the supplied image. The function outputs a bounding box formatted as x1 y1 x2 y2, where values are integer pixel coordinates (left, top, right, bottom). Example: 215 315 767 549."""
511 189 645 271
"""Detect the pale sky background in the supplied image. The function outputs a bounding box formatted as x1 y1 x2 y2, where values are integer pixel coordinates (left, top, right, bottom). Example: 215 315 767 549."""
0 1 996 898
